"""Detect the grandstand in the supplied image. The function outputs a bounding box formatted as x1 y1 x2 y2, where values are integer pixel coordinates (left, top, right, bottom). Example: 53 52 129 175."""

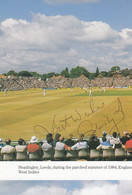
0 75 132 91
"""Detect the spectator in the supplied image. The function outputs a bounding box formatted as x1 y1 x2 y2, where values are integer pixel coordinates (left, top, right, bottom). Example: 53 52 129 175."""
15 138 27 152
99 131 107 143
76 134 88 143
125 133 132 153
106 134 111 143
0 138 4 149
53 133 61 147
97 137 112 150
27 136 42 156
120 131 130 145
1 138 15 154
71 134 88 150
41 133 53 151
110 132 122 148
100 131 111 143
88 134 100 150
65 133 75 147
55 136 71 151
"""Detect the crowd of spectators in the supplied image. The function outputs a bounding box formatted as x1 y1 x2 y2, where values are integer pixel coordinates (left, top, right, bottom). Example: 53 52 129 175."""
0 76 46 91
112 76 132 88
1 75 132 91
91 77 113 88
91 76 132 88
0 131 132 161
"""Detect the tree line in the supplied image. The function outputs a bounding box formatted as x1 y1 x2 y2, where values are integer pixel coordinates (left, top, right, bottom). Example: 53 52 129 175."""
3 66 132 81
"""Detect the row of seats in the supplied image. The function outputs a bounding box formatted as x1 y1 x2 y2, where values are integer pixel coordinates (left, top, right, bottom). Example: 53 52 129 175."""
0 148 132 161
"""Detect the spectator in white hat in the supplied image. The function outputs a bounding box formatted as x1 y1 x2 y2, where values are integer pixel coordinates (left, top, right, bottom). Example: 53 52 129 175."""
27 136 42 156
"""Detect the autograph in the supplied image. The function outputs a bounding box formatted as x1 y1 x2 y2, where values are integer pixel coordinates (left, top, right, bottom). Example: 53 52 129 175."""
77 98 126 136
34 97 126 136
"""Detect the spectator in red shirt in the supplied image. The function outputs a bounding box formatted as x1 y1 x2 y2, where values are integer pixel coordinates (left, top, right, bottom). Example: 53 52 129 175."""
125 133 132 153
27 136 42 156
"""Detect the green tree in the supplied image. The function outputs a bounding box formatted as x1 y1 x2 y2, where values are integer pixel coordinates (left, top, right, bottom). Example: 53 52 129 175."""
100 71 108 77
6 70 18 76
122 69 129 77
61 67 69 78
70 66 89 78
18 71 33 77
111 66 121 73
46 72 56 78
31 72 41 78
89 72 96 80
107 71 113 77
41 74 47 81
95 67 99 77
129 69 132 76
41 72 56 81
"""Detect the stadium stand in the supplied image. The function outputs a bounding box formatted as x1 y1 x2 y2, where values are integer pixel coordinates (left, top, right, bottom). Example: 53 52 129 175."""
1 75 132 91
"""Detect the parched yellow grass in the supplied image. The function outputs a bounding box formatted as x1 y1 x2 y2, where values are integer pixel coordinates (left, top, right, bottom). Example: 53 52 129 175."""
0 88 132 140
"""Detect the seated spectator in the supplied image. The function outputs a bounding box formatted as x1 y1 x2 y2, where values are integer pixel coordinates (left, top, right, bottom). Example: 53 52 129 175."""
41 133 53 151
88 134 100 150
120 131 130 145
99 131 110 143
47 133 53 140
55 136 71 151
97 137 112 150
65 133 75 147
110 132 122 148
125 133 132 153
1 138 15 154
27 136 42 156
53 133 61 147
71 134 88 150
106 134 112 143
0 138 4 149
15 138 27 152
99 131 106 143
76 134 88 143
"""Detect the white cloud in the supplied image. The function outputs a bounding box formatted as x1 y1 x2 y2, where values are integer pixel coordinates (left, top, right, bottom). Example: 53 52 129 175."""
0 13 132 74
74 21 118 42
72 181 132 195
119 28 132 40
117 181 132 194
19 185 68 195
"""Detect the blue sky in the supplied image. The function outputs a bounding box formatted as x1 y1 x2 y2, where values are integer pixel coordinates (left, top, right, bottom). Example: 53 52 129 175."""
1 0 132 30
1 180 131 195
0 0 132 73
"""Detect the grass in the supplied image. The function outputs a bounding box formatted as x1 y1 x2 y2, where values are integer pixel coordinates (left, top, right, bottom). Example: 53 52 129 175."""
78 88 132 96
0 88 132 140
